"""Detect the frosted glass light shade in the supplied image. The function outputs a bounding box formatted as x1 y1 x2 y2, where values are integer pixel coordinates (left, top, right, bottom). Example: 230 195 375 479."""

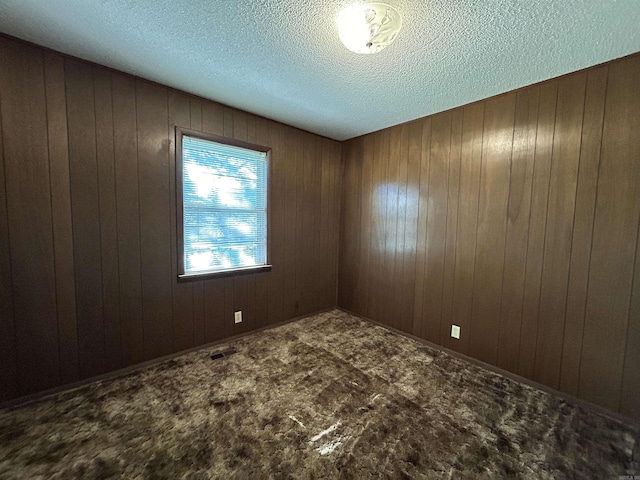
337 2 402 54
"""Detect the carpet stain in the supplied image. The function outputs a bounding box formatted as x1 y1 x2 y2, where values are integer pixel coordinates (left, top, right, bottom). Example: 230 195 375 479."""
0 309 638 479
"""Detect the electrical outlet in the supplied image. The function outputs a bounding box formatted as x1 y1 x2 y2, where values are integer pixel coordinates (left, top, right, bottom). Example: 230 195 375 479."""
451 324 460 339
234 311 242 324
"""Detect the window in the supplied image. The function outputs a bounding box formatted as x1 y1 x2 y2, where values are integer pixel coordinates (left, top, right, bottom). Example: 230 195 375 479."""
176 128 270 279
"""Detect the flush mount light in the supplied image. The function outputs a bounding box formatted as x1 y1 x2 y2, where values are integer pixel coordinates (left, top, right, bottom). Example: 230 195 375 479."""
337 2 402 54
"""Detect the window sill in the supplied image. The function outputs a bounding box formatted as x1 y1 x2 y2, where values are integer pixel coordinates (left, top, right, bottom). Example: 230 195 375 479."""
177 265 272 282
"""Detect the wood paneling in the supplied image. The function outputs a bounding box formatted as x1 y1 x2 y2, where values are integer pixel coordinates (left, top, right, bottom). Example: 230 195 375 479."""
320 139 336 309
339 53 640 420
93 67 121 373
518 80 558 379
622 213 640 417
412 118 432 337
337 139 360 311
112 72 144 366
137 80 173 360
368 130 390 321
579 55 640 412
281 127 297 319
392 124 410 332
469 94 515 365
0 48 17 401
3 33 639 421
440 110 463 348
0 39 59 394
0 35 341 401
449 105 483 355
44 52 79 383
496 87 539 372
66 58 106 379
267 120 285 325
533 73 586 389
559 67 607 395
422 112 451 343
382 126 403 329
168 91 194 351
400 122 421 334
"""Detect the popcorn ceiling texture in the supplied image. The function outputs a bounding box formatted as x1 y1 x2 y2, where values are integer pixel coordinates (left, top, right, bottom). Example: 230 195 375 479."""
0 0 638 140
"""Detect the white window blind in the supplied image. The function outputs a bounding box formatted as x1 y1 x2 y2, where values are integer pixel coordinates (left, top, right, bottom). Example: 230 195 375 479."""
181 135 267 275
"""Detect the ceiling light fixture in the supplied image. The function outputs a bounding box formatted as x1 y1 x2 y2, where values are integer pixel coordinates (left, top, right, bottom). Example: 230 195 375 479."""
337 2 402 54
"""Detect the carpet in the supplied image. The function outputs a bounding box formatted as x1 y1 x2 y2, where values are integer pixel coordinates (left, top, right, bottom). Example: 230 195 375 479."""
0 309 638 479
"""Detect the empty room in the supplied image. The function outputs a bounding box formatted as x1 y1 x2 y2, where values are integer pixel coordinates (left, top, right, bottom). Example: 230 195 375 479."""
1 0 639 478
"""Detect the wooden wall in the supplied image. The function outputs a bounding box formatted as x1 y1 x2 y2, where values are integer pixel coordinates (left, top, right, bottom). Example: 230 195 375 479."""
338 53 640 419
2 31 639 422
0 35 342 401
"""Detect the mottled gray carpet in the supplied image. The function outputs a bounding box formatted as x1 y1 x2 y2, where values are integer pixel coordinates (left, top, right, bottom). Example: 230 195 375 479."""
0 309 638 479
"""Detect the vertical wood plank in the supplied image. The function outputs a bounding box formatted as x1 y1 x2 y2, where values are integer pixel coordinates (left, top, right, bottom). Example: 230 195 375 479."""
282 125 299 319
391 125 409 330
468 93 515 365
380 127 395 326
368 131 390 321
93 67 121 371
381 126 401 328
293 129 308 317
422 112 451 343
136 80 172 360
0 55 18 400
319 138 333 309
298 131 312 315
44 51 79 384
440 109 463 346
65 58 106 379
399 120 422 333
579 55 640 411
0 39 60 393
338 139 359 310
310 134 323 314
267 121 285 324
203 277 226 343
518 80 558 378
112 72 144 366
496 86 539 372
620 216 640 417
351 138 370 314
328 140 342 308
534 72 586 388
413 119 431 337
450 104 484 354
168 90 194 351
559 66 608 394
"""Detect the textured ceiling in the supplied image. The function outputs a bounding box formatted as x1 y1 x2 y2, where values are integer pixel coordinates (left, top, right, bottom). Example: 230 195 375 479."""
0 0 638 140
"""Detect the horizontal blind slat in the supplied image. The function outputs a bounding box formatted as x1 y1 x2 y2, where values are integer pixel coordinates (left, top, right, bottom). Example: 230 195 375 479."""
182 134 268 274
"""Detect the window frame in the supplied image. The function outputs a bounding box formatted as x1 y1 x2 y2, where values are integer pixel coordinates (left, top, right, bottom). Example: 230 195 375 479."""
175 126 272 281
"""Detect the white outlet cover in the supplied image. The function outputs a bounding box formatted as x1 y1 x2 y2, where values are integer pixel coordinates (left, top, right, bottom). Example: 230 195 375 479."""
451 325 461 339
234 311 242 324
